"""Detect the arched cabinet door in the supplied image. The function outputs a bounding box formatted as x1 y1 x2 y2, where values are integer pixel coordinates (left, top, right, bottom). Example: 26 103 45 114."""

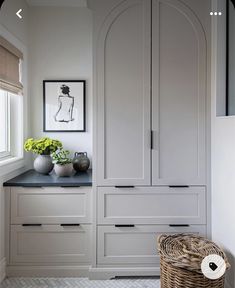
96 0 151 186
152 0 207 185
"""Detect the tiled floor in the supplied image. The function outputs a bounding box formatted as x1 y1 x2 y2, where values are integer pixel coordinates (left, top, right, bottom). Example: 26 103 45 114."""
0 277 160 288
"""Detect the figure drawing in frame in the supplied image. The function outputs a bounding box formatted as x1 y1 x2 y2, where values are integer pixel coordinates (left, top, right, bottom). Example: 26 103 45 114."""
54 84 75 123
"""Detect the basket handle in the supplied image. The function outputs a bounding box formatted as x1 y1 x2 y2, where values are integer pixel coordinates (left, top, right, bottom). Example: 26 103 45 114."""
157 234 168 252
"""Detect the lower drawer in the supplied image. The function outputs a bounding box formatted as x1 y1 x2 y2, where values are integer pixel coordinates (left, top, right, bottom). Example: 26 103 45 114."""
97 225 206 265
10 224 91 264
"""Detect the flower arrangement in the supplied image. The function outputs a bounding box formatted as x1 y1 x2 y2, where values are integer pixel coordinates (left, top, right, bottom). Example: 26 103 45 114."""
24 137 62 155
51 149 72 165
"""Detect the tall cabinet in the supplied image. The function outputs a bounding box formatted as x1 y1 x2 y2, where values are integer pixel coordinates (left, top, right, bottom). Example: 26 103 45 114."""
89 0 210 279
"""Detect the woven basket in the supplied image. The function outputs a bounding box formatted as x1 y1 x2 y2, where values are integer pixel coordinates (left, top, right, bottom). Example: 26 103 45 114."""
158 234 230 288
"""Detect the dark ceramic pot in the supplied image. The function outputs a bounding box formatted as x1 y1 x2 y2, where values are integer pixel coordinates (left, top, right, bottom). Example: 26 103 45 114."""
73 152 90 172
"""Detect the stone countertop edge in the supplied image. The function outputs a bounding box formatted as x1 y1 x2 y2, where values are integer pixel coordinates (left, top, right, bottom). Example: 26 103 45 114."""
3 169 92 187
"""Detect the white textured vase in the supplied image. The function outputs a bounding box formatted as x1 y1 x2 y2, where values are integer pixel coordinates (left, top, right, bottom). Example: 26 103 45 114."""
34 155 54 175
54 163 74 177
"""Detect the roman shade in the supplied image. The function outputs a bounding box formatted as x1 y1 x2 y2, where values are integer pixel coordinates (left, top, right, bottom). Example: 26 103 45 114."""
0 36 23 94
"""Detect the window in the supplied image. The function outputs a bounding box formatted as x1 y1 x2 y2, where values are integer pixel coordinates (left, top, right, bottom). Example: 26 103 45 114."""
0 89 23 162
0 90 10 158
0 36 24 163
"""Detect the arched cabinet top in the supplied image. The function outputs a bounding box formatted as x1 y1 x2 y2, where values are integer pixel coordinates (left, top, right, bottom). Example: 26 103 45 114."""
95 0 207 53
154 0 207 50
97 0 146 46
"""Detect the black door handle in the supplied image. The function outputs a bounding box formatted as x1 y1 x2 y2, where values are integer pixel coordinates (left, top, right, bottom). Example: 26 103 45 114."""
22 224 42 227
115 224 135 227
60 224 80 227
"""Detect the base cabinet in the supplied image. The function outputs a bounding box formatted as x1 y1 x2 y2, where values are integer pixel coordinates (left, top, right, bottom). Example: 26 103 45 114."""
6 186 92 274
97 225 206 265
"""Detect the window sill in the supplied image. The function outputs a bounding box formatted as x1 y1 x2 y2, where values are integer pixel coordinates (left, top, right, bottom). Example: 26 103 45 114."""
0 156 26 178
0 156 23 167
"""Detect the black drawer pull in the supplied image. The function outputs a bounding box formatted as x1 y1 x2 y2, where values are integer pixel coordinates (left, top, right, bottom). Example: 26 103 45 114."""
60 224 80 227
115 186 135 188
22 186 43 188
115 224 135 227
22 224 42 227
169 185 189 188
60 186 80 188
169 224 190 227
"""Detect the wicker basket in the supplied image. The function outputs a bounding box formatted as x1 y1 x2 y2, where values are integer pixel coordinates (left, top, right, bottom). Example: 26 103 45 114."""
158 234 230 288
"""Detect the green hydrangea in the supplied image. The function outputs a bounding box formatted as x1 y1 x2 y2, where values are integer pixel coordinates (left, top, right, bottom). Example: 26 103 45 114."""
24 137 63 155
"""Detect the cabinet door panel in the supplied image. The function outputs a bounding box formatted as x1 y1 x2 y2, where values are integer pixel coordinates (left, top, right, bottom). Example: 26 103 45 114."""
97 0 151 186
152 0 207 185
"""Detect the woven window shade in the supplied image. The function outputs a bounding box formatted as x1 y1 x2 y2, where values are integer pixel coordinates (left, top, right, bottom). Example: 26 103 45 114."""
0 36 23 95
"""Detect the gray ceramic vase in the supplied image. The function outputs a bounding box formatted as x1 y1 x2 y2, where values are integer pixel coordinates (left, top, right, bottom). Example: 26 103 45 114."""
34 155 54 175
54 163 74 177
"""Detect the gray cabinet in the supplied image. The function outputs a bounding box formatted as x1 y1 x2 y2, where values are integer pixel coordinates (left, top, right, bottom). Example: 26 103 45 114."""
7 187 92 268
95 0 208 186
90 0 210 279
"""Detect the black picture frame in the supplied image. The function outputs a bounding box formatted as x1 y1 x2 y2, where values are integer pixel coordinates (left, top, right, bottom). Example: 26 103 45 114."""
43 80 86 132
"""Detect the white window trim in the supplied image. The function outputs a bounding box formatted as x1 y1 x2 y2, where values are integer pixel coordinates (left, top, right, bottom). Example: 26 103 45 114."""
0 91 10 159
0 24 29 175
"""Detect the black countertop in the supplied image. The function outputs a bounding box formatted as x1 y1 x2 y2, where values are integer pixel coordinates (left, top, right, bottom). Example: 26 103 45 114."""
3 169 92 187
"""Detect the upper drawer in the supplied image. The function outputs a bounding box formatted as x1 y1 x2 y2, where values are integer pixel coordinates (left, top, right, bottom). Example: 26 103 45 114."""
11 187 91 224
97 186 206 225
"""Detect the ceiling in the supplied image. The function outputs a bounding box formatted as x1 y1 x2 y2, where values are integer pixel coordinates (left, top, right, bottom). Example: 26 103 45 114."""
26 0 87 7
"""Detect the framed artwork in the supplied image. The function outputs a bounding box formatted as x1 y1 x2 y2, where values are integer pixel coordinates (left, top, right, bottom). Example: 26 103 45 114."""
43 80 86 132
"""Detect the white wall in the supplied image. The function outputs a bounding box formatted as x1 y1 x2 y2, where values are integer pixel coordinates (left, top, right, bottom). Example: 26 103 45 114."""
0 0 30 282
0 0 29 44
212 1 235 287
228 0 235 115
212 118 235 288
28 6 93 160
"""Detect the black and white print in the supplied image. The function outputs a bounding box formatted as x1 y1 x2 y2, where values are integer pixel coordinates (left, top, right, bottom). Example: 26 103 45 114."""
43 80 85 132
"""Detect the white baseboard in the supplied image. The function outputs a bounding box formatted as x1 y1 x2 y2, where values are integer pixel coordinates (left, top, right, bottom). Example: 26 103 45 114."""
7 265 90 278
89 267 160 280
0 258 6 283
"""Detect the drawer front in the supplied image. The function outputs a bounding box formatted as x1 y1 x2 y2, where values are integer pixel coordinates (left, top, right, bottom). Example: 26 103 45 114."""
98 187 206 224
11 187 91 224
97 225 206 265
10 224 91 264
